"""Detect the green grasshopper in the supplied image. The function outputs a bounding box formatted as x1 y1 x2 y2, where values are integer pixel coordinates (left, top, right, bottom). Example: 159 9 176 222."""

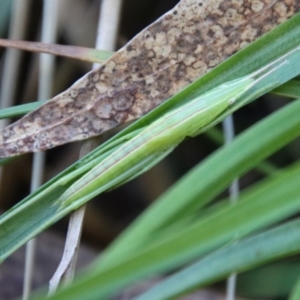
61 75 254 207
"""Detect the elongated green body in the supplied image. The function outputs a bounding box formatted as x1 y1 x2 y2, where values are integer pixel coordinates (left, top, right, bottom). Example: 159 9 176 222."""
61 77 254 207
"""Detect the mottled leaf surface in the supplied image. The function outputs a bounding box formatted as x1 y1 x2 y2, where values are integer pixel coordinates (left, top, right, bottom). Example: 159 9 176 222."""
0 0 299 157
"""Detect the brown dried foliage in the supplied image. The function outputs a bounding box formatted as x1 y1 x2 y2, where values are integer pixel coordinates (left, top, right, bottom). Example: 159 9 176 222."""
0 0 299 157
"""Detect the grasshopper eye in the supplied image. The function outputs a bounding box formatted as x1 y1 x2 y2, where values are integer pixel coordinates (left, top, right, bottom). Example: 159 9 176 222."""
228 98 235 105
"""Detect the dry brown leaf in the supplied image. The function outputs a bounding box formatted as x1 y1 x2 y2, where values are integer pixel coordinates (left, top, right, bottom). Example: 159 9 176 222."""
0 0 299 157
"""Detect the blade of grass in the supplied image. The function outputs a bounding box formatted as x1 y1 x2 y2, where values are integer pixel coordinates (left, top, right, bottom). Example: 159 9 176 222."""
272 80 300 98
135 218 300 300
0 101 46 119
289 275 300 300
39 160 300 300
0 0 12 38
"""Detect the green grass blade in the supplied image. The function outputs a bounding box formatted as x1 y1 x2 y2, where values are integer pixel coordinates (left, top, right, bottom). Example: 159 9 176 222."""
136 219 300 300
0 101 46 119
0 0 12 38
236 262 300 298
0 157 16 166
289 275 300 300
272 80 300 98
40 160 300 300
